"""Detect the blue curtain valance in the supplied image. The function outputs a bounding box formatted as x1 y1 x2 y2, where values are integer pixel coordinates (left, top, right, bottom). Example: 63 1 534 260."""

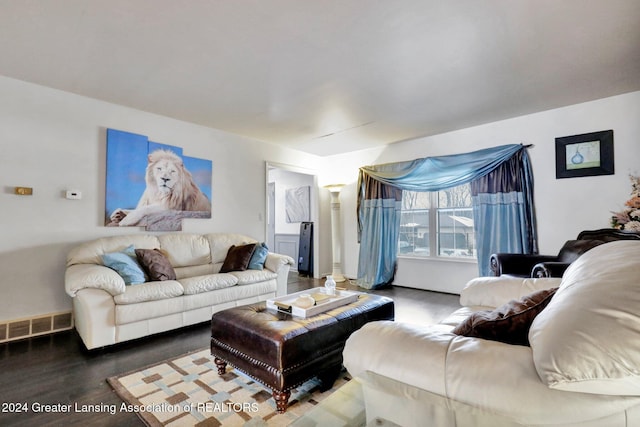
359 144 524 192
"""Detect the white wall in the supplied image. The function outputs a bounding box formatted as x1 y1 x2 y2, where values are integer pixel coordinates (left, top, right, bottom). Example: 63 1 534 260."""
326 91 640 294
0 76 325 322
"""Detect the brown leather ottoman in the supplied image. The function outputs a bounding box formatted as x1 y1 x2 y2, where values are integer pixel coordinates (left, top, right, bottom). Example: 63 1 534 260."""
210 293 394 413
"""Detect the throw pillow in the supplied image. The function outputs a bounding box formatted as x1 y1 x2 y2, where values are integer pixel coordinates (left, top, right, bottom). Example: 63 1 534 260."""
452 287 558 346
220 243 257 273
102 245 146 285
248 242 269 270
135 248 176 281
529 240 640 395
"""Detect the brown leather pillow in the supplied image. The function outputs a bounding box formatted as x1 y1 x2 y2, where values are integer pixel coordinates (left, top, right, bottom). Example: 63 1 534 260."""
135 248 176 281
452 287 558 346
220 243 257 273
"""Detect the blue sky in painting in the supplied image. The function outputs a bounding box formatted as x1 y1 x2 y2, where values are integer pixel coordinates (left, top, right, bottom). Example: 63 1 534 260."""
184 156 213 202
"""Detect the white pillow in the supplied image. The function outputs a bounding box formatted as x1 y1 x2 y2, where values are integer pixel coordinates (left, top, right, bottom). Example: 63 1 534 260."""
529 240 640 395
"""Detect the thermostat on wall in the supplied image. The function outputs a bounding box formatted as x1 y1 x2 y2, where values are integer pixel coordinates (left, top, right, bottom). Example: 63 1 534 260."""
65 190 82 200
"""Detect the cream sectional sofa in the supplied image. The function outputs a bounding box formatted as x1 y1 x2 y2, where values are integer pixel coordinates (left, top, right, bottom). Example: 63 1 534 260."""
65 233 294 350
344 240 640 427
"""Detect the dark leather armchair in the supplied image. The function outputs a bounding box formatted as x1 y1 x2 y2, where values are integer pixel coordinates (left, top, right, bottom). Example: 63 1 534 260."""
490 228 640 278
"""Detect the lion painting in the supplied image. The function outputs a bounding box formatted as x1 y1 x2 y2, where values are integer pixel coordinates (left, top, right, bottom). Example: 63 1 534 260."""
110 149 211 227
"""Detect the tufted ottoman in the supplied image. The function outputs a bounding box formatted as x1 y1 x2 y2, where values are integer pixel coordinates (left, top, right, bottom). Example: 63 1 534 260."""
210 293 394 413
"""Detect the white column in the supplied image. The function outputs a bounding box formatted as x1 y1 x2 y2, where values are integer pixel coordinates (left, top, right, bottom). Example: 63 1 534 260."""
325 184 346 282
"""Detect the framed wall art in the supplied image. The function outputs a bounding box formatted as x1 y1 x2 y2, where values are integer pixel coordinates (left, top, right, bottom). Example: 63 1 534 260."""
105 129 212 231
285 185 310 223
555 130 614 179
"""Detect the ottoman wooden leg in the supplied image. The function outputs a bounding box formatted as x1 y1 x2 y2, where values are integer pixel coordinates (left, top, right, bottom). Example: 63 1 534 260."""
214 357 227 375
273 389 291 414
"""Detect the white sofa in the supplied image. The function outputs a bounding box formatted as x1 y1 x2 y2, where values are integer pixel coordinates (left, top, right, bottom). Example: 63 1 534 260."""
65 233 294 350
344 240 640 427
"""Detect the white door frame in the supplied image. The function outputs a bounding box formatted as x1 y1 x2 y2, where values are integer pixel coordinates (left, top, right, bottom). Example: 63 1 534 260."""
265 161 320 279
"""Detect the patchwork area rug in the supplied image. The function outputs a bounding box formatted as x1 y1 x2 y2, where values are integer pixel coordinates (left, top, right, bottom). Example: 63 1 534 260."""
107 348 353 426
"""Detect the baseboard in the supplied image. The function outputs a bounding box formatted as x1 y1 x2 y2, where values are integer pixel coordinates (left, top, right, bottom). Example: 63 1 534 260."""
0 311 74 344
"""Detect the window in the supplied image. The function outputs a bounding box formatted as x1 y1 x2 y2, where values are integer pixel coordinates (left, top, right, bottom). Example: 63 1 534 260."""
399 184 476 259
398 191 431 256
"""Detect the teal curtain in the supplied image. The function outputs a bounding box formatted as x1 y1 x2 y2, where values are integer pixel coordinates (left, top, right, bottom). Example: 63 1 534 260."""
357 144 536 288
470 150 538 276
357 169 403 289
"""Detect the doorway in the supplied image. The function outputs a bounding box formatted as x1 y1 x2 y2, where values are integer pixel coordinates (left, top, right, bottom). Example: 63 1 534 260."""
266 162 319 278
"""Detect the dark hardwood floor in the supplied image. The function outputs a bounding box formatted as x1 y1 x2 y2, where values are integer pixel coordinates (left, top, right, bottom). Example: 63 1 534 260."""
0 274 460 426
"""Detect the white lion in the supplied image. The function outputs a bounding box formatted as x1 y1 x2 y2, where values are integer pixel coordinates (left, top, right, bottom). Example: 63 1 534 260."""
110 149 211 226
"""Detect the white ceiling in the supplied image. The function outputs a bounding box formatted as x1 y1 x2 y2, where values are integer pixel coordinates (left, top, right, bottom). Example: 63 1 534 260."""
1 0 639 156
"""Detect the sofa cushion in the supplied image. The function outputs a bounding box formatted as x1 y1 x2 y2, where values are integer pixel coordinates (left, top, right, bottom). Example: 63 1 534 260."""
453 287 557 346
220 243 256 273
248 242 269 270
231 269 278 285
179 273 238 295
173 264 215 280
182 280 277 313
157 233 211 267
114 280 184 305
67 235 160 267
135 249 176 281
530 240 640 395
206 233 258 265
102 245 146 285
115 292 185 324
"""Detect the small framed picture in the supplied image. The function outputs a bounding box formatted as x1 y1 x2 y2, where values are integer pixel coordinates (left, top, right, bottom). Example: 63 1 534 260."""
555 130 614 179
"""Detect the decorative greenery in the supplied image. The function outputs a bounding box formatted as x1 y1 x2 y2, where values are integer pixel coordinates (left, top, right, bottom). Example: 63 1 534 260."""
611 175 640 232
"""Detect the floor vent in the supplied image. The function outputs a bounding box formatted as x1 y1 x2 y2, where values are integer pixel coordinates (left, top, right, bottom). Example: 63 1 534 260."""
1 311 74 344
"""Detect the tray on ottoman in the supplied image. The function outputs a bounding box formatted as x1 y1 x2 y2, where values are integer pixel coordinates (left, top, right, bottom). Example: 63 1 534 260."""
210 293 394 413
266 287 359 318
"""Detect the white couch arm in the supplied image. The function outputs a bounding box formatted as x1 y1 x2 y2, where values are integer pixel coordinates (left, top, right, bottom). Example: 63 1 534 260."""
344 321 454 396
459 276 562 309
65 264 126 297
73 288 117 349
264 252 294 273
265 253 295 296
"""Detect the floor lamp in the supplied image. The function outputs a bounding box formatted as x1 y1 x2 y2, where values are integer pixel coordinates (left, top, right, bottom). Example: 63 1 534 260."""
325 184 346 282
